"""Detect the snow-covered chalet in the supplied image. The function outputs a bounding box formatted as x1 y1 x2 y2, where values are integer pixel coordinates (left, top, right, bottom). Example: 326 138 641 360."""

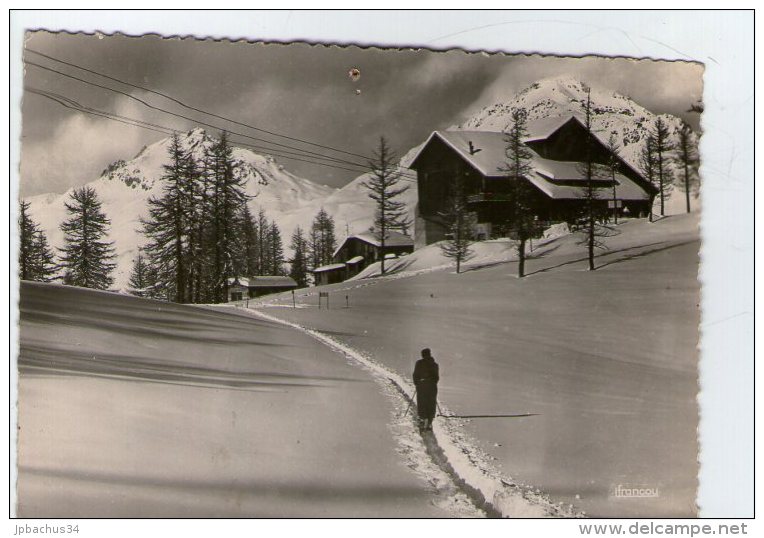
409 115 658 247
226 276 298 302
312 231 414 285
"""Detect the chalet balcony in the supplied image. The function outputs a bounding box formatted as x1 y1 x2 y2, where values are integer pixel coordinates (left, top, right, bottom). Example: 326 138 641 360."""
467 192 513 203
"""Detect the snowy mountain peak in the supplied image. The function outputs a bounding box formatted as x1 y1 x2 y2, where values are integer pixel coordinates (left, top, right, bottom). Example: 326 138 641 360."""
186 126 208 139
517 75 590 101
28 129 337 289
26 76 698 291
464 76 652 131
459 76 695 174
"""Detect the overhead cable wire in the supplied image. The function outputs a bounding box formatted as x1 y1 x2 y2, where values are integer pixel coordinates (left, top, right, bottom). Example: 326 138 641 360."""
26 48 421 174
26 48 374 161
26 87 410 177
27 60 417 181
25 62 373 168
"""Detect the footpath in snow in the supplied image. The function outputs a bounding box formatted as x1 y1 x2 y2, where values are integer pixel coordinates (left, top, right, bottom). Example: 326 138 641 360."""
17 282 478 517
245 214 700 518
242 307 579 518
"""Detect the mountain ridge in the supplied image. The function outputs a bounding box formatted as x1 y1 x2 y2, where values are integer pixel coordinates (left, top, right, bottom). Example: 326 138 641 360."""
25 76 698 289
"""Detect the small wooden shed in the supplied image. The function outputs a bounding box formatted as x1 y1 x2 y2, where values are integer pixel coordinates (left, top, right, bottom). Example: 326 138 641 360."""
227 278 249 302
312 263 347 287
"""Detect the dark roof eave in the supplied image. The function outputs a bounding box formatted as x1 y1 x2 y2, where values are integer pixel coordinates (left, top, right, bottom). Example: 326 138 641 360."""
409 131 492 178
412 127 656 196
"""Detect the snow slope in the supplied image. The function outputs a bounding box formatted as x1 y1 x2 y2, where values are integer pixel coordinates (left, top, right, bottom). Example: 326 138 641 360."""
245 213 701 517
351 238 518 281
17 281 482 517
351 215 693 281
249 307 574 518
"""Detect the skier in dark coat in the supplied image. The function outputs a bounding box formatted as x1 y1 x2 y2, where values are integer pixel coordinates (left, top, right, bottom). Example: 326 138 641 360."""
413 348 439 432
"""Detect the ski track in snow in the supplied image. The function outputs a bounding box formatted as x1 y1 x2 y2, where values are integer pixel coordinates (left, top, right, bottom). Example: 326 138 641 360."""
239 308 582 518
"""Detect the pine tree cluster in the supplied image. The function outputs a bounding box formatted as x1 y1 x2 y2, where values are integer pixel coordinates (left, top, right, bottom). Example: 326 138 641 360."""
19 188 118 290
308 208 338 270
138 131 294 303
18 200 57 283
19 131 343 303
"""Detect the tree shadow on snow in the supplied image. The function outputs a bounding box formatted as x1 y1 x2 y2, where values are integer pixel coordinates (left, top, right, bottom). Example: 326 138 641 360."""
523 240 670 277
595 239 699 270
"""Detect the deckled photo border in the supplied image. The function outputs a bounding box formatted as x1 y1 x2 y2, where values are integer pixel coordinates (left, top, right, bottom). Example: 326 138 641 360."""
7 9 754 525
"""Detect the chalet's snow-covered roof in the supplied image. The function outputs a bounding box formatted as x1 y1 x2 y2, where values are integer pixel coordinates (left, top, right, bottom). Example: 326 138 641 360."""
352 231 414 248
408 115 578 177
410 128 649 201
251 276 298 288
312 263 347 273
333 231 414 259
227 276 297 288
346 256 365 264
428 130 509 177
524 115 582 142
526 169 648 201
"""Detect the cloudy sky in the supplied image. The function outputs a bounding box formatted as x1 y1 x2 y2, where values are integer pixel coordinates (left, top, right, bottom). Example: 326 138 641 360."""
20 31 703 197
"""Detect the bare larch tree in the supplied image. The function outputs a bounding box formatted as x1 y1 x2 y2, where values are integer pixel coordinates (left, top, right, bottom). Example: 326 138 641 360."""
363 137 411 275
673 124 700 213
501 108 537 278
438 175 475 274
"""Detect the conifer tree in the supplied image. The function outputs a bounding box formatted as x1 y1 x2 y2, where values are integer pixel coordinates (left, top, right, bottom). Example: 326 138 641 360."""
308 225 321 271
30 229 57 282
651 117 673 216
501 108 537 278
308 208 338 269
182 147 205 302
604 133 622 224
256 208 270 276
576 88 614 270
18 199 36 281
127 249 160 298
289 226 310 287
206 131 248 302
238 204 260 277
673 124 700 213
639 135 658 222
438 176 475 274
142 133 192 303
267 221 286 276
19 200 57 282
362 137 411 275
189 145 214 303
59 186 116 289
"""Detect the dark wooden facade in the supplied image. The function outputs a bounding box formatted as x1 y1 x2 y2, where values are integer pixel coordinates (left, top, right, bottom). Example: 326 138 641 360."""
227 280 249 302
312 265 346 287
227 276 298 300
411 118 657 246
333 235 414 267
